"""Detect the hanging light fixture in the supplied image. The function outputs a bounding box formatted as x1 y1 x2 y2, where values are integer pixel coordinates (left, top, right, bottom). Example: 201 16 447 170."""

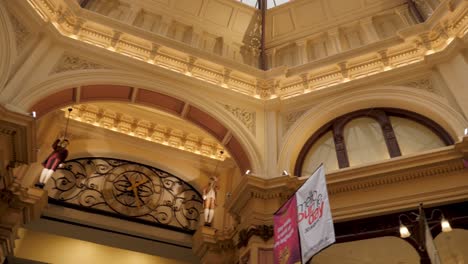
440 216 452 233
399 220 411 238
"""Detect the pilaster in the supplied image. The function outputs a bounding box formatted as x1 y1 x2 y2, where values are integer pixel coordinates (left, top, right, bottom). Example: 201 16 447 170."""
395 5 414 26
265 49 276 69
436 53 468 118
360 17 380 43
124 6 142 25
327 29 343 54
295 40 309 65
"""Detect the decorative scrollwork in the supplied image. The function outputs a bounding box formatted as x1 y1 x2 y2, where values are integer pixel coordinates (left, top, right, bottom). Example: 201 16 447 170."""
49 157 203 233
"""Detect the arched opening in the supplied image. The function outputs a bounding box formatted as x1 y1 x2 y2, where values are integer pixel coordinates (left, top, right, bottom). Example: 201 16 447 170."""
295 108 453 176
30 85 252 175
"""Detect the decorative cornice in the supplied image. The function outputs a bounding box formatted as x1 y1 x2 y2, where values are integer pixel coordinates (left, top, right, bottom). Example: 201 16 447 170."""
19 0 468 100
227 138 468 221
51 54 110 74
327 158 464 195
62 105 227 160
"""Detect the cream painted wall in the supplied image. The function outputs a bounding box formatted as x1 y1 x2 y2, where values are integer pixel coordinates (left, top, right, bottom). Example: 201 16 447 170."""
14 228 191 264
434 229 468 263
312 236 419 264
311 230 468 264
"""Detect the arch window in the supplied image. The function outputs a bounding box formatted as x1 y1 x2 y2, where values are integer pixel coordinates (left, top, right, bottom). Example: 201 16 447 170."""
295 108 453 176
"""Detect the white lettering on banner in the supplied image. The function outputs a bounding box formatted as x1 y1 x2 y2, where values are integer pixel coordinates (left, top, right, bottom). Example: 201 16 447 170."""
275 218 295 247
296 164 335 263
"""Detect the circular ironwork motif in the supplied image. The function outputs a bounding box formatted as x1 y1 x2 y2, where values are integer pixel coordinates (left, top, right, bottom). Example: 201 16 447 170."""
50 158 203 232
102 164 162 217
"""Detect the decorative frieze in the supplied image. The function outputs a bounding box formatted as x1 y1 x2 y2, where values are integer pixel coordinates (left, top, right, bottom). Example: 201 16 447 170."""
51 55 110 74
222 104 256 135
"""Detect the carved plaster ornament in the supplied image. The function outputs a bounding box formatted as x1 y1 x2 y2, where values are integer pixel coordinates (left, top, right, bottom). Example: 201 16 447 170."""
7 11 30 51
222 104 256 135
400 77 439 94
51 55 109 74
284 110 306 133
248 13 262 56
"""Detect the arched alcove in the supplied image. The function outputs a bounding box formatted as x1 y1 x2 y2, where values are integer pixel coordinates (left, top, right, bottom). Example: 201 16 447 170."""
279 86 467 175
28 84 254 175
294 108 453 176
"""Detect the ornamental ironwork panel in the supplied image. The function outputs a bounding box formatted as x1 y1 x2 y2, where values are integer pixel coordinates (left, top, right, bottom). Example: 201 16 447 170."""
48 157 203 233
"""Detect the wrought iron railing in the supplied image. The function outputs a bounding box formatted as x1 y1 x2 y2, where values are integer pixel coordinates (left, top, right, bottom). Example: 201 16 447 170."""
49 157 203 233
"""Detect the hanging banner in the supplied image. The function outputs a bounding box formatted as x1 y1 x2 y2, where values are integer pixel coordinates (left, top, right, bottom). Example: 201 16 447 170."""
296 164 335 263
273 195 301 264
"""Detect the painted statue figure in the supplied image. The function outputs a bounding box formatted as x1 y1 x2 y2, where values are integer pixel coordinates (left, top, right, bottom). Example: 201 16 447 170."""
35 138 69 189
202 175 219 226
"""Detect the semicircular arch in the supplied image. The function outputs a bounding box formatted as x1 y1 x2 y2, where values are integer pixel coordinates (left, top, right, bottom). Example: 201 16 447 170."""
18 70 262 175
0 4 16 90
279 86 468 174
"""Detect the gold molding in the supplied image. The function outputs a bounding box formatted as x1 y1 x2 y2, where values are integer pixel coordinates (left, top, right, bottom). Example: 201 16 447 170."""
19 0 468 100
61 105 228 161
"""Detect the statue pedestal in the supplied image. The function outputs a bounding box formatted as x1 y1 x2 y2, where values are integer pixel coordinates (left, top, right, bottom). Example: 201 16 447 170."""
192 226 235 264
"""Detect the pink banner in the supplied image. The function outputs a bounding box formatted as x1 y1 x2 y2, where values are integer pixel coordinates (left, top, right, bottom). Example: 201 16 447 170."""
273 195 301 264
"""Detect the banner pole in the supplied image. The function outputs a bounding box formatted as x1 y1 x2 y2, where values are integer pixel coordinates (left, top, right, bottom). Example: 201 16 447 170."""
274 163 324 216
